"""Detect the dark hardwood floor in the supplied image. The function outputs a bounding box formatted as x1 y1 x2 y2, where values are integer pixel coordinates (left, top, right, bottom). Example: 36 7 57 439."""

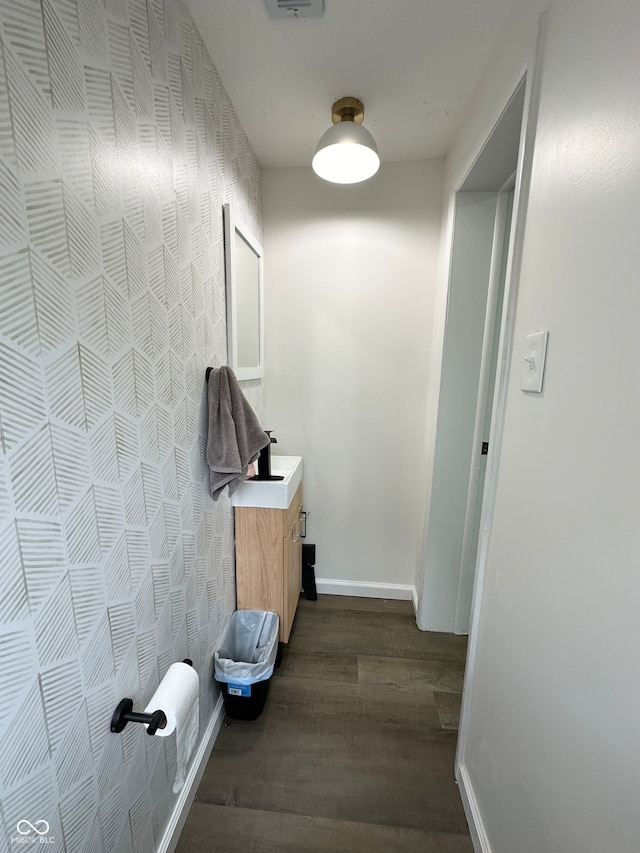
176 595 472 852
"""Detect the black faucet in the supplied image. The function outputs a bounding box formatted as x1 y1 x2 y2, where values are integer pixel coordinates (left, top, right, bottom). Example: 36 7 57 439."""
254 431 284 481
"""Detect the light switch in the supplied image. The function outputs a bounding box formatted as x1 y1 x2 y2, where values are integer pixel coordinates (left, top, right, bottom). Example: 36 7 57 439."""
521 331 549 393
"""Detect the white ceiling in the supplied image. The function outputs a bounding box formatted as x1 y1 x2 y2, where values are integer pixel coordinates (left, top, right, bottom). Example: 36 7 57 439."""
185 0 518 169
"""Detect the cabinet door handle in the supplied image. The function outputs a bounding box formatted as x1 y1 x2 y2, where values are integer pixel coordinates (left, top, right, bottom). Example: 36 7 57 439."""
300 510 308 539
289 519 300 543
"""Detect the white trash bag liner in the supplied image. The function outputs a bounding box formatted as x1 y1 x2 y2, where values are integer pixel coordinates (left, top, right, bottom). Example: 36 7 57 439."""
214 610 279 687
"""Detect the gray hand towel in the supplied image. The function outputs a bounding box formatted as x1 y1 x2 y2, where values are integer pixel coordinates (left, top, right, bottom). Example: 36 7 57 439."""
206 366 270 501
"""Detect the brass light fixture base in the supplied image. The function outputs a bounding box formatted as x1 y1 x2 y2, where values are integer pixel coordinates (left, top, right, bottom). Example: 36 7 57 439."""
313 96 379 183
331 97 364 125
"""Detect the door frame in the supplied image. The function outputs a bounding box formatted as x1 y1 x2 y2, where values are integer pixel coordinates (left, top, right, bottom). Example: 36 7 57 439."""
454 24 546 815
417 77 528 636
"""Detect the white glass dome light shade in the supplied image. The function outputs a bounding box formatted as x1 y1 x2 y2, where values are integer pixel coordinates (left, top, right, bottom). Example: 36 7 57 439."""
312 120 380 184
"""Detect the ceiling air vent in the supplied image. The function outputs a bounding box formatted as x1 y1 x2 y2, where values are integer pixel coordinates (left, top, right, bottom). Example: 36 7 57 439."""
266 0 324 19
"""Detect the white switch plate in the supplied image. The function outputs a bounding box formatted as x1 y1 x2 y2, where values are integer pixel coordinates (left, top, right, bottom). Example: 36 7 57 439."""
521 331 549 393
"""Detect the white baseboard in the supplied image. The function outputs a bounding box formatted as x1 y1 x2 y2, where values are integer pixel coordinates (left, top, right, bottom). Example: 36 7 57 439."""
315 577 415 601
411 585 419 617
158 694 226 853
456 762 492 853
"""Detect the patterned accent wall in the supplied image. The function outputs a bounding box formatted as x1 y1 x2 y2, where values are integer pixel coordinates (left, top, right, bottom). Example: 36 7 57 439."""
0 0 263 850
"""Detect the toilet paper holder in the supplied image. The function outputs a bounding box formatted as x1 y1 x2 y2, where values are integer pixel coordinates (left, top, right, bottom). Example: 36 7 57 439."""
111 659 193 736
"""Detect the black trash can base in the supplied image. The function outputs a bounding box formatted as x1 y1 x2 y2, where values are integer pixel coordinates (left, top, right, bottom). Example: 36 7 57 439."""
219 678 270 720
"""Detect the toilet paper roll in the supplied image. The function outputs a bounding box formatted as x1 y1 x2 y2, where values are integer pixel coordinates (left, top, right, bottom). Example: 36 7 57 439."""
144 662 199 792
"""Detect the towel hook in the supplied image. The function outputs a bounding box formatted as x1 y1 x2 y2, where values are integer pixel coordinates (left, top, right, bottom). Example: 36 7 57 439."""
206 357 224 383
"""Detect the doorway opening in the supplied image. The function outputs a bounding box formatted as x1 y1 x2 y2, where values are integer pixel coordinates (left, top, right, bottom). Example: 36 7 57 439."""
418 78 526 635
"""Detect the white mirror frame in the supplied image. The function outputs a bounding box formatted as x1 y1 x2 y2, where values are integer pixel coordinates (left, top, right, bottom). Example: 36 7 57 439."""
224 203 265 380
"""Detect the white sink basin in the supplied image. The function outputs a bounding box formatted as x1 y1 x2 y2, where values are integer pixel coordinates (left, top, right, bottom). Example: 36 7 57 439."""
231 455 303 509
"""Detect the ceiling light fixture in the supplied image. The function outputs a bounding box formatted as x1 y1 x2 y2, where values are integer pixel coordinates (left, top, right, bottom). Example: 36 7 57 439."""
312 97 380 184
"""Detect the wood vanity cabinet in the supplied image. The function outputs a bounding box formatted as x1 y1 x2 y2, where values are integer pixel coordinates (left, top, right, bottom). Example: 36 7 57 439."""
234 482 303 643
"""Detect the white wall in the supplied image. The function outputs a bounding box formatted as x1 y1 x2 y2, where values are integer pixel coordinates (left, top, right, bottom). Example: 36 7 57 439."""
454 0 640 850
262 162 443 595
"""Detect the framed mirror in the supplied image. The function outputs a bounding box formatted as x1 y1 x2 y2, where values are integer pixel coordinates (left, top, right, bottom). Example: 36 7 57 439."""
224 203 264 380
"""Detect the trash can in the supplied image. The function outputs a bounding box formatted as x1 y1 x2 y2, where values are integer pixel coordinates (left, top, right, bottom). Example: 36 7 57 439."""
213 610 279 720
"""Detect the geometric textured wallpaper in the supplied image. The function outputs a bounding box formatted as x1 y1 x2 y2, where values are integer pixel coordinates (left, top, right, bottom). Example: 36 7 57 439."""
0 0 263 849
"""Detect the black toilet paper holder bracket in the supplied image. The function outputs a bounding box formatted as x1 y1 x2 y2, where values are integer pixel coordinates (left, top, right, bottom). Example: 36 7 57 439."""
111 659 193 736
